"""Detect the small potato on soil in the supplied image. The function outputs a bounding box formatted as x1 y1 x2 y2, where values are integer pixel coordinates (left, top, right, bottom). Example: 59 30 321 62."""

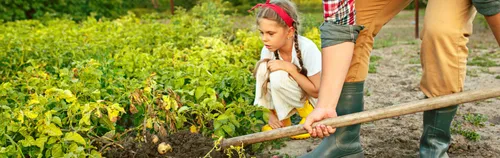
157 142 172 155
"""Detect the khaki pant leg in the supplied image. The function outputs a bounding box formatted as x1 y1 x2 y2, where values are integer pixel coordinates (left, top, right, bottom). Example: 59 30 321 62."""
420 0 476 97
346 0 413 82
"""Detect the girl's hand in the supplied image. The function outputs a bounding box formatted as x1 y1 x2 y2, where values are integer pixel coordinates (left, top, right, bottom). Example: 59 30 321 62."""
303 107 337 138
267 60 298 74
268 112 284 129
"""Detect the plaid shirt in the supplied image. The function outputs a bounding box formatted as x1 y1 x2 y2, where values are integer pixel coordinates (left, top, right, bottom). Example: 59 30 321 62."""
323 0 356 25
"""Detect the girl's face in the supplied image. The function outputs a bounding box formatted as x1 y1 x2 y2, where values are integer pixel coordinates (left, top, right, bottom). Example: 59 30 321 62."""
258 18 293 52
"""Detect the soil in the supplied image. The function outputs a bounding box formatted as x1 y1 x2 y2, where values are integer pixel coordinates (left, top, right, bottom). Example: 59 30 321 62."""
265 11 500 158
101 131 224 158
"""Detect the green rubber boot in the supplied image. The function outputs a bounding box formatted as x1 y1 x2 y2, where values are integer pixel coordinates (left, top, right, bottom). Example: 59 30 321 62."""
419 105 458 158
300 81 365 158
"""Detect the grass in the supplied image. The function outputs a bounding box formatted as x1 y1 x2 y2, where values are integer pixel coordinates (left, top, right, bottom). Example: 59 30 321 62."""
464 113 488 127
409 58 420 64
374 35 397 49
392 48 404 55
452 122 481 141
468 56 499 67
368 55 382 73
467 69 480 77
451 113 489 141
365 89 371 96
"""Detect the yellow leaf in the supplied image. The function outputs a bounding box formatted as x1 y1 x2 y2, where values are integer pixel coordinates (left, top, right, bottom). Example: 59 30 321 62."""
28 98 40 105
17 112 24 124
47 137 58 145
95 108 102 118
24 110 38 119
79 113 91 126
34 136 48 149
190 125 198 133
163 96 171 110
146 118 153 129
62 90 77 103
106 105 123 123
44 123 63 136
64 132 86 145
52 116 62 127
90 150 102 158
51 144 63 157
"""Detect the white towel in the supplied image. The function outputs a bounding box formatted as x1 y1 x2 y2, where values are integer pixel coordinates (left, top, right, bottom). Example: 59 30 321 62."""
253 61 317 121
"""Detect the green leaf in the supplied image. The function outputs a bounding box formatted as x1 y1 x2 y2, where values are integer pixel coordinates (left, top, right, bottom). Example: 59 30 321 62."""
255 120 264 125
195 86 205 99
222 124 235 136
62 90 76 103
90 150 102 158
230 118 240 128
68 142 85 153
177 106 190 113
34 136 48 149
216 114 229 124
44 111 53 126
51 144 63 157
214 128 225 137
251 143 262 151
64 132 86 145
0 145 16 156
206 87 216 99
213 120 222 129
99 116 116 130
44 123 62 136
47 137 58 145
0 105 11 110
51 116 62 127
174 78 185 88
103 130 115 139
79 113 91 126
19 135 35 147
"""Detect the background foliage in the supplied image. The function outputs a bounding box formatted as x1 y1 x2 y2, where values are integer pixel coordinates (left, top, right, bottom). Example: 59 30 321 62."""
0 0 321 157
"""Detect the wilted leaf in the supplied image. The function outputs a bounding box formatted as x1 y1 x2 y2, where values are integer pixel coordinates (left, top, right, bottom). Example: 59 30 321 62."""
129 104 138 114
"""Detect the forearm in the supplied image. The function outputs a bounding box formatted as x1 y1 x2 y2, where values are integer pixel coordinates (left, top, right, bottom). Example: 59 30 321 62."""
289 71 319 98
315 42 355 109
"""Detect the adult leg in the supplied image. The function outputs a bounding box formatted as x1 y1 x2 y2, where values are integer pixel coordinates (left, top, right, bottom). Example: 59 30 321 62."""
472 0 500 45
485 13 500 45
419 0 476 157
301 0 412 157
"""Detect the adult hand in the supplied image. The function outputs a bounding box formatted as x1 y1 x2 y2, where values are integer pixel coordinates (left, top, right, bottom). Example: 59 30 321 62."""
303 107 337 138
267 60 298 74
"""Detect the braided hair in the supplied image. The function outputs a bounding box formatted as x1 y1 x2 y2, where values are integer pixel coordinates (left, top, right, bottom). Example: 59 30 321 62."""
255 0 308 100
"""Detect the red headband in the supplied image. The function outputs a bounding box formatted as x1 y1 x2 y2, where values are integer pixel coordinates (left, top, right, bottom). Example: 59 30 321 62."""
248 0 294 27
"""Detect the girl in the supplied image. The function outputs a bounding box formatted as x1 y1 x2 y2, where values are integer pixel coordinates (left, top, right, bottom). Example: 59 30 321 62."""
249 0 321 139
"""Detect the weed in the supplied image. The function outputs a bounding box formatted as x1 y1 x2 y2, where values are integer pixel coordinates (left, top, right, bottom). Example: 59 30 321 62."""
369 55 382 73
464 113 488 127
451 122 481 141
